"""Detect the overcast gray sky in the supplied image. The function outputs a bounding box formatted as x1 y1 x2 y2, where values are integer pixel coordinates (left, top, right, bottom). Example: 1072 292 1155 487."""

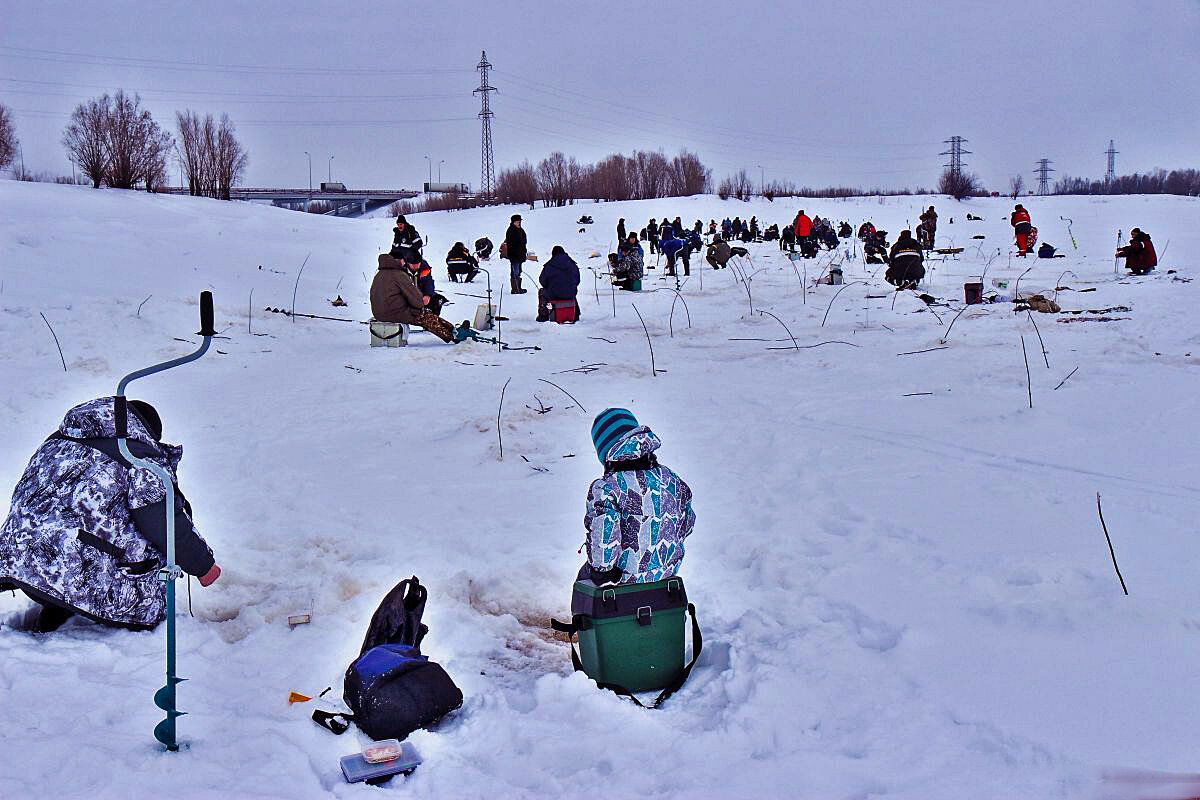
3 0 1198 192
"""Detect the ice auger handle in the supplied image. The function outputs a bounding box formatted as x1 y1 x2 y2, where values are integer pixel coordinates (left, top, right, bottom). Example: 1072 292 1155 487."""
198 291 216 337
115 395 128 438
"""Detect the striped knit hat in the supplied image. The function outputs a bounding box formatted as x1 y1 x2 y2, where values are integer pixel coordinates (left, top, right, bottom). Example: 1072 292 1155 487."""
591 408 638 464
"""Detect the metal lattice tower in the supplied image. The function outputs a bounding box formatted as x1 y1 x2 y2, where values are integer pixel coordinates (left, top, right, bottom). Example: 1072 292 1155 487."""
1034 159 1055 195
940 135 970 178
1105 140 1118 183
474 51 497 199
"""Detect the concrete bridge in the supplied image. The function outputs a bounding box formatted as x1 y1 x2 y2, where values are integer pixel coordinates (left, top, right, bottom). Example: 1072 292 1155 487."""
162 186 422 216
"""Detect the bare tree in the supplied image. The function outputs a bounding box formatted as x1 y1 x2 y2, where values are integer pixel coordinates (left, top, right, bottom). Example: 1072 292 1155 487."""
0 104 17 173
213 114 248 199
63 95 110 188
496 160 538 206
536 151 571 206
938 168 984 200
104 91 172 190
718 169 754 201
175 110 248 199
1009 174 1025 199
669 150 710 196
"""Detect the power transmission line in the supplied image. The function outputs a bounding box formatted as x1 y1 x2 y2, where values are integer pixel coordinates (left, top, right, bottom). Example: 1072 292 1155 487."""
939 136 970 178
474 51 497 199
1034 159 1055 194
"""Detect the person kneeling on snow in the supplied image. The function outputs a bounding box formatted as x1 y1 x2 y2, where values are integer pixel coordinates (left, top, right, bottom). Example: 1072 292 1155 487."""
371 253 456 342
885 230 926 289
1117 228 1157 275
0 398 221 632
580 409 695 586
537 245 581 322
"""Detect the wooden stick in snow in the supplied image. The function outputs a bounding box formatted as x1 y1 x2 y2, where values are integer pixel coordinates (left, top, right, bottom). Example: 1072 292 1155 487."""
631 303 656 377
1096 493 1129 595
40 312 67 372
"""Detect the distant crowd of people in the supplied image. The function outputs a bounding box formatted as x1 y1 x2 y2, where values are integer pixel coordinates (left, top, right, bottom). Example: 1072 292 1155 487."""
369 202 1160 342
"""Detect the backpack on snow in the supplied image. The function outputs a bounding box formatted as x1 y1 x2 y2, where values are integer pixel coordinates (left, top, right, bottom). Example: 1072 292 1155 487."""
314 576 463 741
1038 242 1057 258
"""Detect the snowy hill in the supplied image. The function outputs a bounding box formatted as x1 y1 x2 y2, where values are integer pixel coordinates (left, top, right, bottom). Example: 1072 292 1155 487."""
1 180 1199 799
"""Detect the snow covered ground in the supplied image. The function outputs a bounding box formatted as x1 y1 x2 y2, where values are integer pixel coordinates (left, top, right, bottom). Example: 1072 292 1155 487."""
1 180 1198 799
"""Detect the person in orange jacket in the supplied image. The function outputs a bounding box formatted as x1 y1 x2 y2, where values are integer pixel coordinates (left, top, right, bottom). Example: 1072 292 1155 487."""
793 210 814 257
1010 204 1033 255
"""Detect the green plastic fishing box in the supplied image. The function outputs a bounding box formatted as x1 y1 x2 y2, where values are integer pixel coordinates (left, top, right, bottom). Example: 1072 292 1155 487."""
568 576 687 693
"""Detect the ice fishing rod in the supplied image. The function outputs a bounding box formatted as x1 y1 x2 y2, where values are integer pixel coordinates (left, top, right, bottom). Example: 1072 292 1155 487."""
115 291 216 752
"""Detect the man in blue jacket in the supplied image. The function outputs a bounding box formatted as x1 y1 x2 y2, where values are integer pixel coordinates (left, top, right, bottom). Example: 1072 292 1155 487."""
660 229 686 277
537 245 580 322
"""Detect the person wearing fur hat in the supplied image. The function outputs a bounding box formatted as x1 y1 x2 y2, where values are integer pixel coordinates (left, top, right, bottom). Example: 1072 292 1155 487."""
579 409 695 586
503 214 528 294
389 215 424 263
0 398 221 632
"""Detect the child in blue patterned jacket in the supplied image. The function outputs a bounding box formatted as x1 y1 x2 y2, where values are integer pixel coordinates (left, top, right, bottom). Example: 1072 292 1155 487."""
579 408 695 586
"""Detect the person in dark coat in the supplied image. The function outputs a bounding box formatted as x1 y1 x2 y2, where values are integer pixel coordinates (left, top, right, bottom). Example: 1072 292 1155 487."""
1117 228 1157 274
616 218 626 244
389 215 424 263
537 245 581 322
917 206 938 249
370 254 455 342
646 219 660 255
504 214 528 294
446 241 480 283
780 224 796 252
885 230 925 288
1 398 220 632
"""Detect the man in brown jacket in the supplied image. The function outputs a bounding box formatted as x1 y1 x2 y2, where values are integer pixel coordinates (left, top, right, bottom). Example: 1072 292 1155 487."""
370 254 456 343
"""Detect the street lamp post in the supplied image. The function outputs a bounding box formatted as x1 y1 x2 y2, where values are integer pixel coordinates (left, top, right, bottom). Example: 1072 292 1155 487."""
328 155 334 183
303 151 312 192
424 155 432 186
438 160 445 182
756 164 764 196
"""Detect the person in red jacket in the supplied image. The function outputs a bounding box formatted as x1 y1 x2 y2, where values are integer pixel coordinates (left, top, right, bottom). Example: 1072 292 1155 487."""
793 210 814 257
1116 228 1157 275
1010 204 1033 255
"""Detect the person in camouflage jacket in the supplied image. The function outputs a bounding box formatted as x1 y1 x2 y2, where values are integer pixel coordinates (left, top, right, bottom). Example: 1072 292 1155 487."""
0 397 219 631
580 409 695 586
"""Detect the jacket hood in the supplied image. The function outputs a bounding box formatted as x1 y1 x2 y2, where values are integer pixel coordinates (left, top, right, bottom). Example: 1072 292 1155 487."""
59 396 181 467
605 426 662 463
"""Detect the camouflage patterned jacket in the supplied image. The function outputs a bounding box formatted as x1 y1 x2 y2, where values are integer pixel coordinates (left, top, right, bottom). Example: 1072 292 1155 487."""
0 398 214 628
584 427 695 585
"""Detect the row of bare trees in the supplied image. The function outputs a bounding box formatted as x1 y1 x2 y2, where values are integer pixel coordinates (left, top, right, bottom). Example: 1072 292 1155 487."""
1052 168 1200 197
176 111 249 199
496 149 711 206
59 90 247 195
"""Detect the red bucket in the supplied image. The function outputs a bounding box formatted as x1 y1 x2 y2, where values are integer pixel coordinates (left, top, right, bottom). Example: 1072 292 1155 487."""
550 300 578 324
964 282 983 305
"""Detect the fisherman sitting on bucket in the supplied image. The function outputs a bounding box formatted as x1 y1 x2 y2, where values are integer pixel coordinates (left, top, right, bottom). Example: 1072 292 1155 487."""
580 409 695 586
